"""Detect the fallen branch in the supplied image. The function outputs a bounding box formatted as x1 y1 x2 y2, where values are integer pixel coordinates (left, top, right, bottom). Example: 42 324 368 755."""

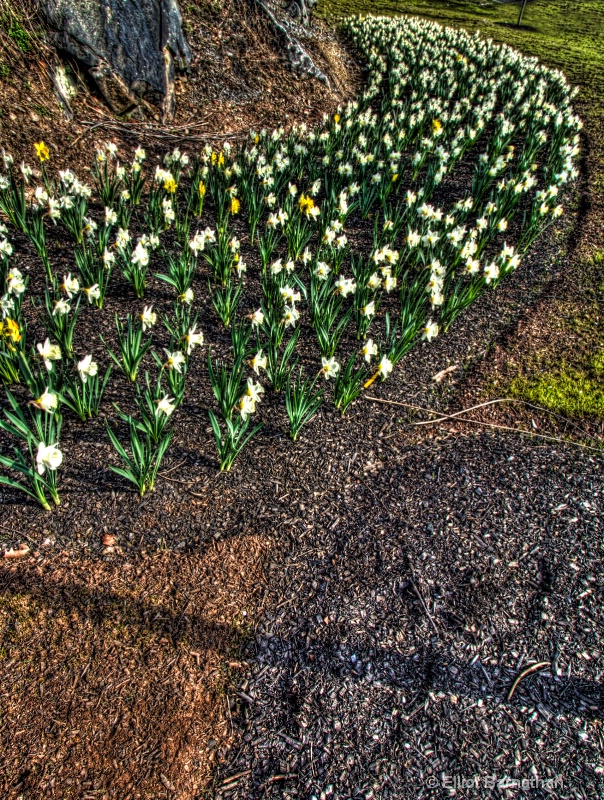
410 576 439 636
507 661 550 701
364 396 602 453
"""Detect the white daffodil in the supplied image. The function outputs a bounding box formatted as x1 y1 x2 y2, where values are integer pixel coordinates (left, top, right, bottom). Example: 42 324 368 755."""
368 272 381 290
6 269 25 296
156 394 176 417
321 357 340 379
184 325 204 355
53 299 71 316
314 261 330 280
77 355 98 383
61 273 79 298
406 229 421 248
235 258 247 278
248 309 264 327
164 349 185 373
245 377 265 405
377 357 393 379
36 442 63 475
363 339 378 363
115 228 130 249
334 277 356 297
237 394 256 421
131 242 149 267
249 350 267 374
189 231 207 254
0 293 14 317
33 388 58 413
37 339 61 370
105 207 118 226
140 305 156 331
484 262 500 284
383 274 397 293
422 319 439 341
362 301 376 318
280 286 301 305
178 288 194 305
282 305 300 328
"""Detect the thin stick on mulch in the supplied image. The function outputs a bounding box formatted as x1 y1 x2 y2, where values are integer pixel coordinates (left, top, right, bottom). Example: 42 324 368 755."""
507 661 551 701
365 396 603 452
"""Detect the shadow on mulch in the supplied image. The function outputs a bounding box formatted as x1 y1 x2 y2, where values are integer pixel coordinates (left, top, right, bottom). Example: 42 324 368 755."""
0 536 269 799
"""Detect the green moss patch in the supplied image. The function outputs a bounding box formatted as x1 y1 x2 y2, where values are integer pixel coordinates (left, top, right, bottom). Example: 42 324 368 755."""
510 352 604 418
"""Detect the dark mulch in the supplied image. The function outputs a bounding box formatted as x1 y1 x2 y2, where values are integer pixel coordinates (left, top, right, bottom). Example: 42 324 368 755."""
213 428 603 798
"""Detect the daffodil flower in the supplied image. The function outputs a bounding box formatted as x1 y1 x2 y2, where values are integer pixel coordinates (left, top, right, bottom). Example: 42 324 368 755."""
140 306 157 331
184 325 204 355
282 305 300 328
334 277 356 298
245 378 265 405
484 262 500 284
61 273 79 298
32 388 58 413
248 309 264 328
237 394 256 421
362 338 378 364
362 301 376 318
249 350 267 374
105 207 118 226
178 289 194 305
156 394 176 417
321 357 340 380
37 338 61 370
131 242 150 267
164 349 185 373
77 355 98 383
36 442 63 475
422 319 439 341
116 228 130 249
53 299 71 316
34 141 50 162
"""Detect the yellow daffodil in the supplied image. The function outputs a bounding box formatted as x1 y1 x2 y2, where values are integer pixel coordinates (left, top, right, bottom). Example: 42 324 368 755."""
0 318 21 343
299 194 315 216
34 141 50 162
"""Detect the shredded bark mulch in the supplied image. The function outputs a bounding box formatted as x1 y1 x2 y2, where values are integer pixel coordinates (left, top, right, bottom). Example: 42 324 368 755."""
213 429 604 798
0 537 269 798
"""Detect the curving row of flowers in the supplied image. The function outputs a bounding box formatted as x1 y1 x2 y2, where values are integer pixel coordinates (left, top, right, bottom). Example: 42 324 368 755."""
0 15 580 508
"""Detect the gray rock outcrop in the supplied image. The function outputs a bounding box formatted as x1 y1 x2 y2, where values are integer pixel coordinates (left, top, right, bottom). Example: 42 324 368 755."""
40 0 192 118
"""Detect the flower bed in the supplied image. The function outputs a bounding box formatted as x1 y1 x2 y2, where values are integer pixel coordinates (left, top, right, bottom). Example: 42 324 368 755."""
0 15 580 509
